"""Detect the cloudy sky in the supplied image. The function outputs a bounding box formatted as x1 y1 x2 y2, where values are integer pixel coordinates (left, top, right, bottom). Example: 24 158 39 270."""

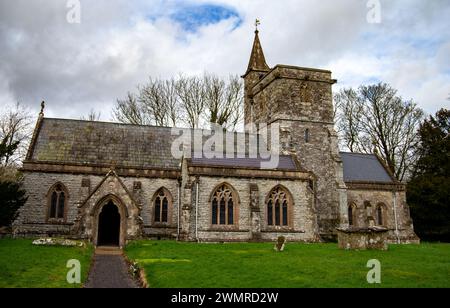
0 0 449 120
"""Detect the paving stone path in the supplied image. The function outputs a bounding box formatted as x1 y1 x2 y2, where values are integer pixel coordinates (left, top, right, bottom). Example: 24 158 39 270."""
84 247 140 288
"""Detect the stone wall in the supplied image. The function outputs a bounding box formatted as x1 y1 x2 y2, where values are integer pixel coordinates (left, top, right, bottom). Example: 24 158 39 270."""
346 185 419 244
247 66 335 124
244 65 346 238
15 171 180 242
15 171 95 236
16 169 320 243
184 174 319 242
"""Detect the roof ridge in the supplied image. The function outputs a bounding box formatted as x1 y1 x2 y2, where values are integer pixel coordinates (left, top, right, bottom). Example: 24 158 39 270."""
340 151 377 157
43 117 177 130
42 117 263 136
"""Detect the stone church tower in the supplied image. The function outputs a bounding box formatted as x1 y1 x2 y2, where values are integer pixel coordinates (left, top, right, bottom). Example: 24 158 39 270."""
242 29 348 238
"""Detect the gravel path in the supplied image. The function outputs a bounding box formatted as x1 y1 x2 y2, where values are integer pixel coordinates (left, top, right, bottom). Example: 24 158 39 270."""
84 249 140 288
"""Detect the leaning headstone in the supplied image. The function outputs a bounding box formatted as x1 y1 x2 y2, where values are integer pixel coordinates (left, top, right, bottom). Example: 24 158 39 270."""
274 236 286 252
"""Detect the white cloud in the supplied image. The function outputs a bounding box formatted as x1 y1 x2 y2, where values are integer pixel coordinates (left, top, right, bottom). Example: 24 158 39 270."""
0 0 448 120
0 73 15 105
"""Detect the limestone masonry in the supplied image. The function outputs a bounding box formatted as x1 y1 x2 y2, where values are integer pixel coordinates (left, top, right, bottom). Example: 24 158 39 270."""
14 30 419 246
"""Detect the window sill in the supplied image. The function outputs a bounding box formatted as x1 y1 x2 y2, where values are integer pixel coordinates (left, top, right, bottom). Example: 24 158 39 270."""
144 224 176 229
262 228 305 234
206 227 246 232
45 220 68 225
25 221 72 226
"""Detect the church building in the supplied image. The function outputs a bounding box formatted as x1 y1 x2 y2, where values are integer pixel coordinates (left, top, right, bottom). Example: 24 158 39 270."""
14 30 419 247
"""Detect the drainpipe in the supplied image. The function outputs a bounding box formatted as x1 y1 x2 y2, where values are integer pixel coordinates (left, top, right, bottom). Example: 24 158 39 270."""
392 190 400 244
177 178 181 241
250 102 254 132
195 177 200 242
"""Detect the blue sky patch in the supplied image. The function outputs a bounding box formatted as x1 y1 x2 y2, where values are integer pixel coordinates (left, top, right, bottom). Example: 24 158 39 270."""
170 3 242 32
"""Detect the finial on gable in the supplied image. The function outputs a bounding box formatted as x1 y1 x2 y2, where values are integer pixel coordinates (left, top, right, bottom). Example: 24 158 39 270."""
39 101 45 117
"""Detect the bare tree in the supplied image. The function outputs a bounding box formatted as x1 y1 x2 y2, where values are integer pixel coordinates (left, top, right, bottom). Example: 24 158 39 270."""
138 77 180 127
204 74 243 130
113 92 151 125
334 88 363 152
80 109 101 121
176 75 205 129
113 74 244 130
0 102 33 167
161 78 180 127
335 83 424 181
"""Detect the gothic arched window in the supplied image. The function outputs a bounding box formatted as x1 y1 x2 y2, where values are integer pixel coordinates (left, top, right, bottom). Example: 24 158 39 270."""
348 203 357 226
153 188 172 224
211 184 237 226
267 186 292 227
376 203 386 227
48 183 68 221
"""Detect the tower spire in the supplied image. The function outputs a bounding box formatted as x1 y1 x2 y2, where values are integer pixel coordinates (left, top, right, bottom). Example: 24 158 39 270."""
246 19 270 74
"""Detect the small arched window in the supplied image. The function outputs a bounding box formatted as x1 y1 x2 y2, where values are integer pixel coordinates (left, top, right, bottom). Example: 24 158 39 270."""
48 183 67 220
376 204 386 226
305 129 310 143
154 188 172 224
348 206 353 226
348 203 357 226
267 186 292 227
211 184 236 226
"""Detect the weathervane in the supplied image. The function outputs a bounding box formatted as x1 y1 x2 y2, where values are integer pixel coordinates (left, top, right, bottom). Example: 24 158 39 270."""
39 101 45 117
255 18 261 32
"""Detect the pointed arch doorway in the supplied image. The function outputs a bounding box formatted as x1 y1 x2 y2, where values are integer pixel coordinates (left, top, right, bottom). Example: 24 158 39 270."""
97 200 121 247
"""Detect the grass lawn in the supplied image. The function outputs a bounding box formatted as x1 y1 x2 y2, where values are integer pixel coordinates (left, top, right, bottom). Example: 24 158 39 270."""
125 241 450 288
0 239 93 288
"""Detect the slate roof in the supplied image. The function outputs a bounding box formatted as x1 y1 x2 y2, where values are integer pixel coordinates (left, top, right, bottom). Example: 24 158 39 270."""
29 118 181 169
28 118 296 171
190 155 298 170
28 118 395 179
340 152 394 183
